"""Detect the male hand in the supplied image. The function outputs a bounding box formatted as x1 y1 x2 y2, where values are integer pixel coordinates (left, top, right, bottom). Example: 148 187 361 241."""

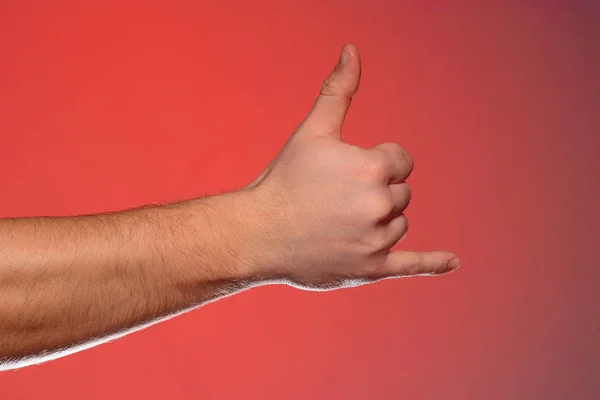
241 44 459 290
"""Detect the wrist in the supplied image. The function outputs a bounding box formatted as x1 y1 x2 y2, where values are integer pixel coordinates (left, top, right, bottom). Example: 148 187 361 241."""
177 190 263 285
194 188 284 283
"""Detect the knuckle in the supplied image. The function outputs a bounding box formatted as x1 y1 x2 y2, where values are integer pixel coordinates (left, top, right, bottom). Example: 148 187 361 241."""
383 142 413 172
399 183 412 210
371 228 391 249
393 145 414 173
403 183 412 203
383 141 405 153
366 191 394 220
396 214 409 237
404 154 414 174
363 157 388 181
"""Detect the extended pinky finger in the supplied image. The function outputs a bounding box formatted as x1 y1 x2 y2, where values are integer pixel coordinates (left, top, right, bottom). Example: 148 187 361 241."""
384 250 460 277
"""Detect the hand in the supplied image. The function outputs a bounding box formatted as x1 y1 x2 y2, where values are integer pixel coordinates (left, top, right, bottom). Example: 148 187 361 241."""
242 44 459 290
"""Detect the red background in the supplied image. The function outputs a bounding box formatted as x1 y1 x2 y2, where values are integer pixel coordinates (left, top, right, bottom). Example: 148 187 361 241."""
0 1 598 399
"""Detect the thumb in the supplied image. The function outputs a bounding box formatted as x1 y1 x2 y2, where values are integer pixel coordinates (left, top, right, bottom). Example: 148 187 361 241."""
302 44 361 138
384 251 460 277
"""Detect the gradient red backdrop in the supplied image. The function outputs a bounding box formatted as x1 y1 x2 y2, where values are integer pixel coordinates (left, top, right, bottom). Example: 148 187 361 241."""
0 1 598 399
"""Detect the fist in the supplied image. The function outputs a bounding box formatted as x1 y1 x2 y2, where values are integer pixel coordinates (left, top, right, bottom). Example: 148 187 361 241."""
241 44 459 290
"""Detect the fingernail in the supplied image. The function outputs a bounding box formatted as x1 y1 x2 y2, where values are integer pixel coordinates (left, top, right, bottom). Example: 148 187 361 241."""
447 258 461 270
340 46 350 65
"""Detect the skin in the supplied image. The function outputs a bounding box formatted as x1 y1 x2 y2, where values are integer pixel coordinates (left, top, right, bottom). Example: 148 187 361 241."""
0 44 459 370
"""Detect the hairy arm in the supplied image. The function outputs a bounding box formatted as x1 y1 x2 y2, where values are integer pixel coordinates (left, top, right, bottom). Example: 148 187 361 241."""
0 189 259 370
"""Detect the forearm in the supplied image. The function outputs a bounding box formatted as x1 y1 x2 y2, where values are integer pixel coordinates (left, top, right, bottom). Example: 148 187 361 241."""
0 191 255 368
